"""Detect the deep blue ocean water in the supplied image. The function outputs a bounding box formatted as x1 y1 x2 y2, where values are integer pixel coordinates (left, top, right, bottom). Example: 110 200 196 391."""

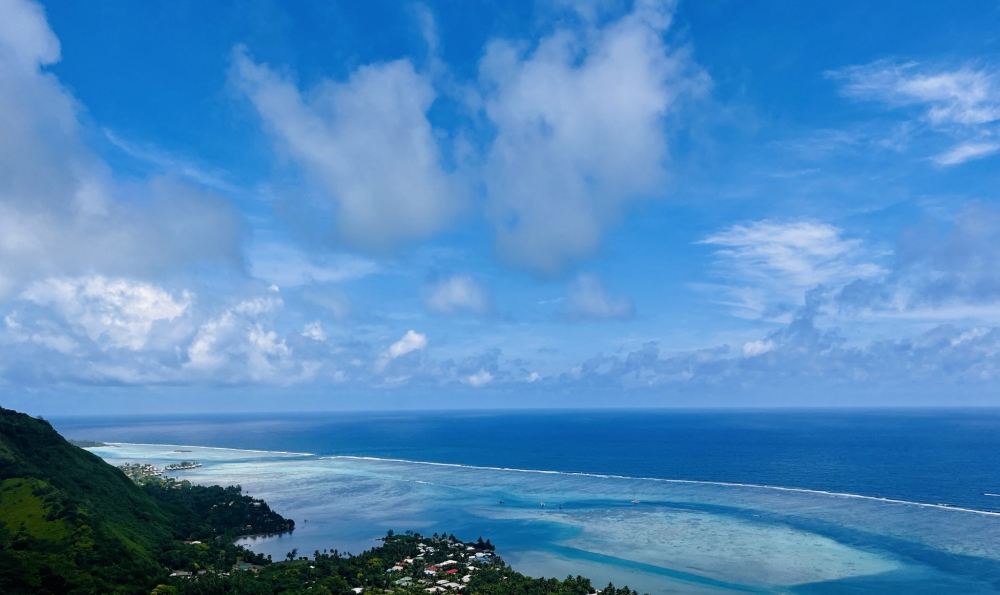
52 409 1000 594
53 409 1000 511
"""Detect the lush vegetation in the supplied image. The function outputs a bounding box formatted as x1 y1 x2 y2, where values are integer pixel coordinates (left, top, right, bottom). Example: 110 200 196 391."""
0 407 285 594
166 532 644 595
0 406 645 595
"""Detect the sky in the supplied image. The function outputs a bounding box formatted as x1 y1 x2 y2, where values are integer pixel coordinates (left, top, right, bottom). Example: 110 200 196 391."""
3 0 1000 414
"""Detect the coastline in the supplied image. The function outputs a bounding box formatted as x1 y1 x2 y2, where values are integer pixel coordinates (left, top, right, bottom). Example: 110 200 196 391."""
93 442 1000 516
87 440 1000 593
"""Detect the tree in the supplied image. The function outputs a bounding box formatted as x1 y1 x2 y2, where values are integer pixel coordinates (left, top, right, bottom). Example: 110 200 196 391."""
286 548 298 561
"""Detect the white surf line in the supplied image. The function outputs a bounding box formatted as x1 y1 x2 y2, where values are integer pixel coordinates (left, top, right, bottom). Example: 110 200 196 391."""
99 441 315 457
328 455 1000 517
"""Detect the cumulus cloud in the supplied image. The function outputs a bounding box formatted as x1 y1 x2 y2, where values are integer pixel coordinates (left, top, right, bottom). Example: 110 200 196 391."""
1 281 324 385
565 274 634 321
558 290 1000 397
0 0 243 298
22 276 190 351
184 293 316 383
829 60 1000 165
231 46 462 251
423 275 491 315
466 369 493 387
838 202 1000 315
479 0 705 273
388 330 428 358
301 321 325 341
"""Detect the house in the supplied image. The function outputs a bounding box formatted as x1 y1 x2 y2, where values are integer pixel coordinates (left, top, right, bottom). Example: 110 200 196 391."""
446 568 458 575
461 576 471 583
395 577 414 586
351 588 363 594
440 559 458 566
169 571 192 578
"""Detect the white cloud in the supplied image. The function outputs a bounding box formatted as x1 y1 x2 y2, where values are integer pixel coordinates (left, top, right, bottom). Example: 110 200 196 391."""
526 371 541 382
388 330 428 358
424 275 490 314
184 294 318 383
301 321 325 341
830 61 1000 166
103 129 237 192
0 0 60 69
832 61 1000 126
565 274 634 321
933 141 1000 165
22 276 190 350
0 0 243 298
466 369 493 387
249 240 378 287
742 339 774 358
701 221 883 315
231 46 461 251
480 0 705 273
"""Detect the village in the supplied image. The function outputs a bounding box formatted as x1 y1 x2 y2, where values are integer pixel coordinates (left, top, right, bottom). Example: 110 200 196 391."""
379 533 496 593
117 461 202 483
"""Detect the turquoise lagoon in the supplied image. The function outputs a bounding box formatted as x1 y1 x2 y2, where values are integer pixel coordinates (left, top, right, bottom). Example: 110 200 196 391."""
91 443 1000 594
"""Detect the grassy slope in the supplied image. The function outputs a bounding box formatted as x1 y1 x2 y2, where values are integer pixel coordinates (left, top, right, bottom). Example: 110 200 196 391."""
0 407 174 594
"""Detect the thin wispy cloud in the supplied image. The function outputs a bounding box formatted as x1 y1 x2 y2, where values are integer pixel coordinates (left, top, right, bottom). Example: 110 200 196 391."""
829 60 1000 165
103 129 239 192
700 221 884 316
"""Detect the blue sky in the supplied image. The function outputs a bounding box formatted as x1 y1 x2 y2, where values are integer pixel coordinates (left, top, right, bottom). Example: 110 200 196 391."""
3 0 1000 414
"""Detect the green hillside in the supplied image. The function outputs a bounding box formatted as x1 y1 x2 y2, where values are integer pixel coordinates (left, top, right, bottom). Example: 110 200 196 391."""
0 407 643 595
0 407 282 594
0 407 175 593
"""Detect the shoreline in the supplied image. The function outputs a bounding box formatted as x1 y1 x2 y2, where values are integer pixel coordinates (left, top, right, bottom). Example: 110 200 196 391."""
93 441 1000 517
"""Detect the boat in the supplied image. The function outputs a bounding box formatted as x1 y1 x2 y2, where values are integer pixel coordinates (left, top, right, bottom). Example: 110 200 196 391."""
499 499 505 504
540 502 545 507
631 499 639 505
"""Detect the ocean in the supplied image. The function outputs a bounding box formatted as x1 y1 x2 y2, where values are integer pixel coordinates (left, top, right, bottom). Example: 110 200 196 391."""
53 409 1000 594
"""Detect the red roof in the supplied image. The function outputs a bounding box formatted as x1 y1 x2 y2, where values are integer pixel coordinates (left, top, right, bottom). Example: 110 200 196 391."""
427 566 438 571
446 568 458 574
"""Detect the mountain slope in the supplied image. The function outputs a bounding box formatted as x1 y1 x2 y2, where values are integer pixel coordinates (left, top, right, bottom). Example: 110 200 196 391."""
0 407 174 594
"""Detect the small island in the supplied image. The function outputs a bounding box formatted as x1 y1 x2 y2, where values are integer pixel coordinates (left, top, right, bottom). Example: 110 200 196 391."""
68 438 107 447
165 461 202 471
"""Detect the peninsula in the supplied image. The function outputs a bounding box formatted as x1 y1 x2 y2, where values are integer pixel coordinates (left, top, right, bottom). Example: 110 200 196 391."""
0 407 644 595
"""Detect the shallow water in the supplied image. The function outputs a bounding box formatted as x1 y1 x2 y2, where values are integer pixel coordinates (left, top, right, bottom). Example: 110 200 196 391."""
91 443 1000 594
